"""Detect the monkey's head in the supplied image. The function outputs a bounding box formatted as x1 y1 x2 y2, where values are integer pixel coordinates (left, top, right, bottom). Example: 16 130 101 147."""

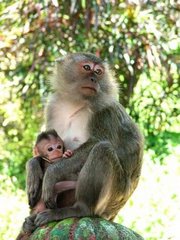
53 53 118 107
33 130 64 162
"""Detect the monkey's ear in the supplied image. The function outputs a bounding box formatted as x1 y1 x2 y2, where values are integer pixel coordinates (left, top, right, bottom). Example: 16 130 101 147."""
33 146 39 157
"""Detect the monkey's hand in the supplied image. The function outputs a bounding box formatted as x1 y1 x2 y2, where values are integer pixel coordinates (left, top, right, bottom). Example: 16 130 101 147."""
35 209 58 227
63 149 73 158
26 157 43 208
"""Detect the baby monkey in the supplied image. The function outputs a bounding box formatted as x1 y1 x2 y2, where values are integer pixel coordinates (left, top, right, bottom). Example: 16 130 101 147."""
32 129 73 213
16 130 75 240
34 129 72 162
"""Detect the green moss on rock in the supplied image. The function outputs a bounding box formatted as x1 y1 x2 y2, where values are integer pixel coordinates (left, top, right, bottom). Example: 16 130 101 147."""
30 217 144 240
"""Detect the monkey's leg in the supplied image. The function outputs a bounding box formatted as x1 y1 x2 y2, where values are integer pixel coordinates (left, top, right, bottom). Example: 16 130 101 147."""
75 141 124 220
35 141 124 226
54 181 77 193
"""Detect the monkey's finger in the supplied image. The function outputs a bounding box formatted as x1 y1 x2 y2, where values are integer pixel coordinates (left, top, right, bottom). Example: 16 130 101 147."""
34 210 53 226
29 189 37 199
66 149 73 155
23 216 37 232
63 153 70 158
45 201 57 209
44 197 57 209
24 220 32 227
28 193 36 207
28 195 41 208
63 150 73 158
66 149 73 153
28 194 37 207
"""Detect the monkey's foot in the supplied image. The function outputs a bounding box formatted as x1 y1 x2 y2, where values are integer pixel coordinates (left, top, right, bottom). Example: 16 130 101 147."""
23 214 37 233
35 209 59 226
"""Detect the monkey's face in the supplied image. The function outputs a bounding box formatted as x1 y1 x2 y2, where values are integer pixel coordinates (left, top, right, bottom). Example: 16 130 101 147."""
76 61 104 97
35 136 64 162
63 59 106 99
55 53 117 103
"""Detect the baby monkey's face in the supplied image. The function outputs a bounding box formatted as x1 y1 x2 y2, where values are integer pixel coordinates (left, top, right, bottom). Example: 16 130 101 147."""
37 136 64 161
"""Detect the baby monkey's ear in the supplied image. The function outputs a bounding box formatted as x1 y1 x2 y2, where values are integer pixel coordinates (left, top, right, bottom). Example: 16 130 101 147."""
33 145 39 157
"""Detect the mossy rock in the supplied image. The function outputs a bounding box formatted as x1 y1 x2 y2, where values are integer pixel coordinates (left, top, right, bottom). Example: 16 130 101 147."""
30 217 144 240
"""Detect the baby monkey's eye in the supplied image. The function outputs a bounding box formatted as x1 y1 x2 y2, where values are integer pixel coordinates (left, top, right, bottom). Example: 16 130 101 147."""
48 147 53 152
83 65 91 71
57 145 62 149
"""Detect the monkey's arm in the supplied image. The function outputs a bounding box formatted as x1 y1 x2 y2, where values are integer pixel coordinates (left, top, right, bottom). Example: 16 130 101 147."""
88 103 143 196
26 157 44 208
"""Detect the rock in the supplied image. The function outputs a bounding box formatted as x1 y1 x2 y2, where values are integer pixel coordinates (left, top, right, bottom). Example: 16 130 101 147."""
30 217 144 240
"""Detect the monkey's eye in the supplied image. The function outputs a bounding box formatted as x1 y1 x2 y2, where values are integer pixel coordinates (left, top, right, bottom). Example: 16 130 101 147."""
83 65 91 71
47 147 53 152
57 145 62 149
94 69 102 75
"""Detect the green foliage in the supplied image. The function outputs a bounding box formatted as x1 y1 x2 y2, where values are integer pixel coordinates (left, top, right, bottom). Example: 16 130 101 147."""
0 1 179 185
145 131 179 163
128 66 179 133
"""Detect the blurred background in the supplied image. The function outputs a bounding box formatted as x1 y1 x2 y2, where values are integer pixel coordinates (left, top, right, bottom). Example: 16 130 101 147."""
0 1 179 239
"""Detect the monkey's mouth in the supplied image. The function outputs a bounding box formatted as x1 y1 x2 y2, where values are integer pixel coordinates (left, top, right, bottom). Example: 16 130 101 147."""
81 86 97 92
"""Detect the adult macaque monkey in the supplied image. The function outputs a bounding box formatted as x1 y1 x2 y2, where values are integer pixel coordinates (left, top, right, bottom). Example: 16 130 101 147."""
29 52 143 227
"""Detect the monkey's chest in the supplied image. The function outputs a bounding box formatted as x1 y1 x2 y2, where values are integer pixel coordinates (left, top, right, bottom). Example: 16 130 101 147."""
63 115 90 150
53 105 91 150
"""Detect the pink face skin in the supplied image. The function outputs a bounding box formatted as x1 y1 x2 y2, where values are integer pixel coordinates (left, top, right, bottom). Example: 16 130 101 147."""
80 61 104 75
36 136 64 162
78 61 104 96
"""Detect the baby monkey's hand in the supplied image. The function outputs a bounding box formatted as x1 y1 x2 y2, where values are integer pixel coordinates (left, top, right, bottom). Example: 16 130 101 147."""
63 149 73 158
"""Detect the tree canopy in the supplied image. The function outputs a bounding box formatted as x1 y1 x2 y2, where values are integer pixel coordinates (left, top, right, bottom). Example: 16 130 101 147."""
0 0 179 188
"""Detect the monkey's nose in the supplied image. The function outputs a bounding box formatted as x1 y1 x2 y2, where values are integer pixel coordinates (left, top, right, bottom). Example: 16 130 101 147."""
91 77 96 83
